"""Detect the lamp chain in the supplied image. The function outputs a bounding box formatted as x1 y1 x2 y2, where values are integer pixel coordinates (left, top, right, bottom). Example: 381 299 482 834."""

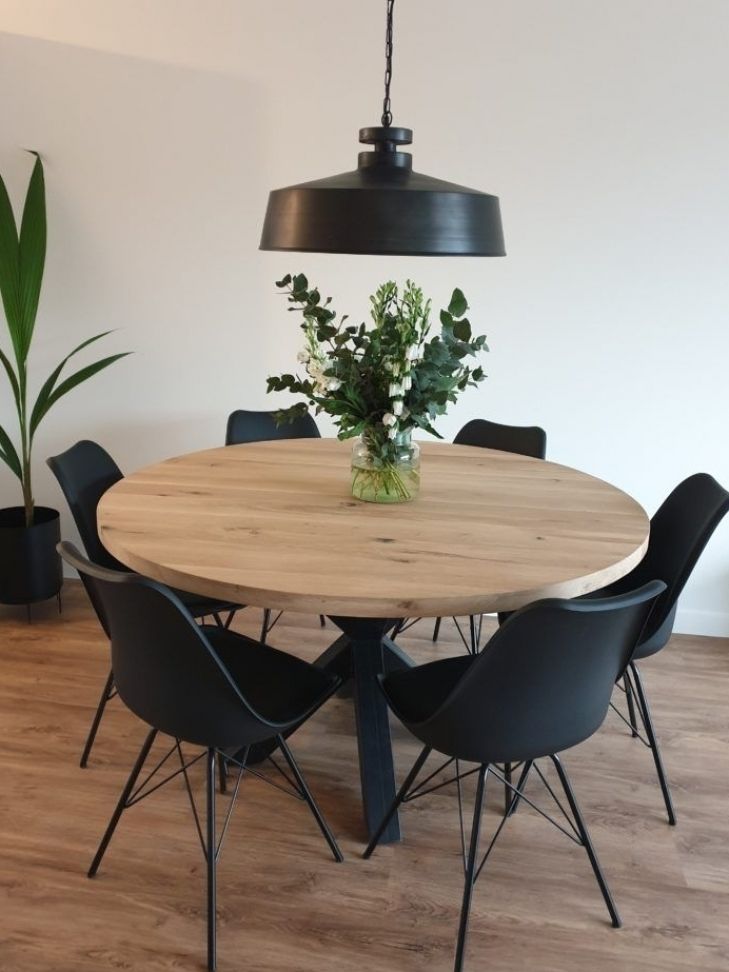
381 0 395 127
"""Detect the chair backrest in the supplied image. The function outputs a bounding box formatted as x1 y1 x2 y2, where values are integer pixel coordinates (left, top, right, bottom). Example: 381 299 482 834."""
454 418 546 460
47 440 125 571
413 581 665 765
610 474 729 646
58 542 284 749
225 409 320 446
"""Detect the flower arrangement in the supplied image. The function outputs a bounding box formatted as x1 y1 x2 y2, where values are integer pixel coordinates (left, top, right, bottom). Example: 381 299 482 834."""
267 274 488 502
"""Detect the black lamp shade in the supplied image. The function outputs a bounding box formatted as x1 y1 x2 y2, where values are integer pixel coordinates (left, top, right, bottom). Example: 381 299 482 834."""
260 127 505 257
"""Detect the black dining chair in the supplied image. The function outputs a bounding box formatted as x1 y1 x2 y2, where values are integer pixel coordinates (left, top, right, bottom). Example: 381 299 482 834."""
364 580 665 972
225 408 321 447
48 440 241 767
586 473 729 826
58 541 342 972
419 419 546 650
225 408 325 638
453 418 547 459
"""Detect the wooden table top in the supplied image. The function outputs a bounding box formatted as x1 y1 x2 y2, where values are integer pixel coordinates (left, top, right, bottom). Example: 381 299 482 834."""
97 439 649 618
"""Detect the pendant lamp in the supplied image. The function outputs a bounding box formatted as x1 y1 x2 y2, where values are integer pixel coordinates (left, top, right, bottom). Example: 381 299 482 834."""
260 0 505 257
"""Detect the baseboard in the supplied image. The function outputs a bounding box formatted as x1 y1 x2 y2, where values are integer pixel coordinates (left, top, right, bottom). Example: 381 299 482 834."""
674 607 729 638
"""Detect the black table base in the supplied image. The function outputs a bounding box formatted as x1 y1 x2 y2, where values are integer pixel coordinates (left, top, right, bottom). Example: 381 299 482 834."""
315 618 413 845
239 617 413 844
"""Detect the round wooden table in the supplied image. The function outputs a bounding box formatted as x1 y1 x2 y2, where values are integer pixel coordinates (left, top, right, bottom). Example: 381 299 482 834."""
98 439 649 842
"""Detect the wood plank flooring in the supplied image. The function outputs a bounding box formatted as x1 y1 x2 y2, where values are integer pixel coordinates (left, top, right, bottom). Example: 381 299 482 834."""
1 583 728 972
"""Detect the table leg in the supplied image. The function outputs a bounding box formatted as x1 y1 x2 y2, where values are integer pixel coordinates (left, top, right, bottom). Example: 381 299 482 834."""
382 635 415 674
313 633 354 683
315 618 413 844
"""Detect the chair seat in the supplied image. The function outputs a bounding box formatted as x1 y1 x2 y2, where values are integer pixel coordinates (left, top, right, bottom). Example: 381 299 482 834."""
202 627 339 726
382 655 475 725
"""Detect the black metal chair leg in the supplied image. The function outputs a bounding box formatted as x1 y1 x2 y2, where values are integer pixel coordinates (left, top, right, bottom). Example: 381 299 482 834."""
454 764 488 972
629 661 677 825
468 615 478 654
277 736 343 862
319 615 326 628
260 609 271 645
624 674 639 738
503 762 512 815
550 754 621 928
206 747 217 972
507 760 534 816
80 669 116 768
432 617 442 642
88 728 158 877
363 745 431 859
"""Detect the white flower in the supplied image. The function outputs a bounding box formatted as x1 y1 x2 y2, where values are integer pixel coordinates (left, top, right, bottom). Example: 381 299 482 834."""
382 412 397 428
327 378 342 392
392 399 403 416
402 375 412 391
307 360 327 380
383 360 393 372
297 349 310 364
408 344 419 361
388 382 403 398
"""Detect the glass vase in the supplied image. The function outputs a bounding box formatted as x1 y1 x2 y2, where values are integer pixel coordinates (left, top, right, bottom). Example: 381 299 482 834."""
351 431 421 504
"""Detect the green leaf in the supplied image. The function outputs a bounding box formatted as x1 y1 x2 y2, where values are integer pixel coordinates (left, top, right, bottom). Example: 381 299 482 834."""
411 413 442 438
273 402 308 426
17 153 46 358
439 309 453 329
0 422 21 479
30 352 130 440
0 172 22 364
453 318 472 342
29 331 116 438
275 274 292 288
0 345 21 413
336 426 362 442
448 288 468 318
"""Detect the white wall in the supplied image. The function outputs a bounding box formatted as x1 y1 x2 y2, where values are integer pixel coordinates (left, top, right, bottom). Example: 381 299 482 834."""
1 0 728 633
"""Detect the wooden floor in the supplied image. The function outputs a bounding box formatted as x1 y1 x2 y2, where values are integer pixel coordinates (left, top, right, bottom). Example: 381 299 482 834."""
1 584 728 972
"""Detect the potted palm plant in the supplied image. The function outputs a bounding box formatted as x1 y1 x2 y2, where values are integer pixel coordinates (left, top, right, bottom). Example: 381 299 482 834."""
0 153 129 611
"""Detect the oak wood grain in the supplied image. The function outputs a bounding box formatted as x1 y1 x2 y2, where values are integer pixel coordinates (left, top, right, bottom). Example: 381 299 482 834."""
96 440 649 617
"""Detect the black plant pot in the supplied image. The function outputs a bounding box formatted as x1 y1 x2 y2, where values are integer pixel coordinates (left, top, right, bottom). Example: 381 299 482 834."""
0 506 62 606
